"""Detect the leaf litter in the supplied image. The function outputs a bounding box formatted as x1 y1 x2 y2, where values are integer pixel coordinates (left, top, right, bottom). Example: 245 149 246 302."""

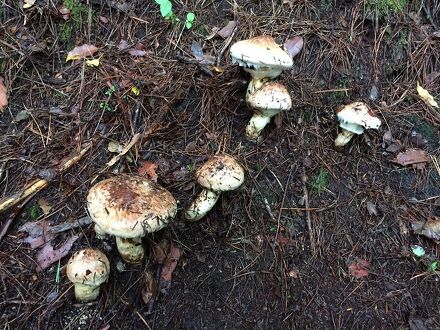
392 149 430 169
348 258 369 278
0 76 8 111
66 44 98 61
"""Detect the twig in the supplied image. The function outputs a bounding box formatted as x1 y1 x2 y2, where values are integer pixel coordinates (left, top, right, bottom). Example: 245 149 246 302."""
301 172 315 254
0 143 92 214
216 24 239 67
99 133 141 173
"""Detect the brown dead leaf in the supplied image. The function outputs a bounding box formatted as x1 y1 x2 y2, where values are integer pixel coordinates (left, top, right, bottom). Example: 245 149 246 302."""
160 245 182 285
392 149 429 169
217 21 236 39
348 258 369 278
412 217 440 242
0 77 8 112
141 269 158 305
20 220 51 249
138 161 158 182
38 198 52 215
152 237 171 264
266 233 294 246
58 6 70 20
366 201 378 216
66 44 98 61
36 235 79 271
190 41 215 65
283 36 304 59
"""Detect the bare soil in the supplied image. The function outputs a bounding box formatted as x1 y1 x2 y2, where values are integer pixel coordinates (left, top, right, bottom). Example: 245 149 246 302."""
1 0 440 329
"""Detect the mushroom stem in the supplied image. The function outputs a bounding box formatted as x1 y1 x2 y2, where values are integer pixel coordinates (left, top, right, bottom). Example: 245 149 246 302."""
334 129 355 147
94 224 106 239
74 283 101 302
115 237 145 264
245 114 271 140
184 189 220 221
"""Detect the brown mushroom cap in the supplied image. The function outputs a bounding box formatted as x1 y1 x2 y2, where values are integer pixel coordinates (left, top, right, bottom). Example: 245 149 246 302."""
66 249 110 286
87 175 177 238
197 154 245 192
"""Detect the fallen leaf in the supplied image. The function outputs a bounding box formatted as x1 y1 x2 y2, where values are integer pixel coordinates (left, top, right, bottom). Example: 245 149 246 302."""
382 130 402 153
66 44 98 62
366 201 378 216
409 131 427 148
348 258 369 278
128 49 147 57
0 77 8 111
152 237 171 264
23 0 36 9
412 217 440 242
38 198 52 215
99 16 108 24
20 220 51 249
138 161 158 182
141 269 158 305
283 36 304 59
58 6 71 20
217 21 236 39
14 110 30 122
392 149 430 169
417 82 438 108
85 58 100 67
432 31 440 39
131 86 140 95
190 41 215 65
160 245 182 286
118 39 129 51
107 141 123 153
266 233 294 246
36 235 79 271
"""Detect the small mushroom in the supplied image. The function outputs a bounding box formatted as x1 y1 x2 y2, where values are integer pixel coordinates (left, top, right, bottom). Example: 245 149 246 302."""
184 155 245 221
334 102 382 147
87 175 177 264
245 80 292 140
66 249 110 302
230 35 293 80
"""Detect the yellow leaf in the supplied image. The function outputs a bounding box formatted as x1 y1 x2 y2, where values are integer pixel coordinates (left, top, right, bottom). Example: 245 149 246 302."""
131 86 140 95
417 82 439 108
212 66 225 73
38 198 52 215
85 59 100 67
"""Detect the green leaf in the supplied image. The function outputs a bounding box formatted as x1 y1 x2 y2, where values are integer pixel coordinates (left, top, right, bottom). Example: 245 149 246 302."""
185 12 195 29
428 261 439 273
160 1 172 17
411 245 425 257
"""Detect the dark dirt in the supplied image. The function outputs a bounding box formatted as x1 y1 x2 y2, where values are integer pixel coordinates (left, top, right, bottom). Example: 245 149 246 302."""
1 0 440 329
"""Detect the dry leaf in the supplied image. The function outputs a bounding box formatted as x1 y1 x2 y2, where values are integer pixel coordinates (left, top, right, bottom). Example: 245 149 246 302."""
36 235 79 271
0 77 8 111
393 149 430 169
128 49 147 57
138 161 158 182
38 198 52 215
417 82 438 108
160 245 182 285
141 269 158 305
86 59 100 67
284 36 304 59
217 21 236 39
412 217 440 242
23 0 36 9
266 233 294 246
348 258 369 278
432 31 440 39
66 44 98 61
366 201 378 216
118 39 129 51
152 238 171 264
20 220 51 249
58 6 71 20
190 41 215 65
107 141 123 153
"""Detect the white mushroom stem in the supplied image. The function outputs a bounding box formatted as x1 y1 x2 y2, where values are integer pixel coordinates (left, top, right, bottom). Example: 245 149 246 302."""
94 224 106 239
115 237 145 264
184 189 220 222
245 114 272 140
74 283 101 302
334 129 355 147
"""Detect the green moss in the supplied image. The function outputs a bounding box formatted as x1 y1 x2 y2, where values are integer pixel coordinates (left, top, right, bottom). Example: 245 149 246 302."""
366 0 408 17
64 0 90 24
58 22 73 43
310 168 330 193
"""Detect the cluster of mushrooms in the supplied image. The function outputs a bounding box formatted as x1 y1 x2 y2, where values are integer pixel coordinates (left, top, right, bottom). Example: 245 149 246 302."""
65 35 382 302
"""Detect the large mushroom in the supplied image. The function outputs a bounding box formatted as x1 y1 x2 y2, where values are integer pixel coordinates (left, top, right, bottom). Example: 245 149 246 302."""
334 102 382 147
87 175 177 264
245 80 292 140
230 35 293 80
66 248 110 302
184 154 245 221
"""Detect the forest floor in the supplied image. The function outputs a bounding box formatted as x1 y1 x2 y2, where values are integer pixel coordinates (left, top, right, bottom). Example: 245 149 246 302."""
1 0 440 329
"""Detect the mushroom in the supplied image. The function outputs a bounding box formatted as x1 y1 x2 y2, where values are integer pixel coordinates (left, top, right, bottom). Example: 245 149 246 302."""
230 35 293 80
334 102 382 147
184 154 245 221
87 175 177 264
245 80 292 140
66 248 110 302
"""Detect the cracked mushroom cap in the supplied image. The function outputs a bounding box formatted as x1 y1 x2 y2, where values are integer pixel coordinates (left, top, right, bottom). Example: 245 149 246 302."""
66 249 110 286
197 154 245 192
87 175 177 238
246 81 292 117
336 102 381 134
230 35 293 79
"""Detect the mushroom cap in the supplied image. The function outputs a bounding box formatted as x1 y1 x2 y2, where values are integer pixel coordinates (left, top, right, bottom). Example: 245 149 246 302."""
336 102 381 134
230 35 293 79
87 175 177 238
66 249 110 286
246 81 292 117
197 154 245 192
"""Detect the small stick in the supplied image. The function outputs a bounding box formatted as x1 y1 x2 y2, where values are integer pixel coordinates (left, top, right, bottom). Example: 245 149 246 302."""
0 143 92 214
100 133 141 172
301 173 315 254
